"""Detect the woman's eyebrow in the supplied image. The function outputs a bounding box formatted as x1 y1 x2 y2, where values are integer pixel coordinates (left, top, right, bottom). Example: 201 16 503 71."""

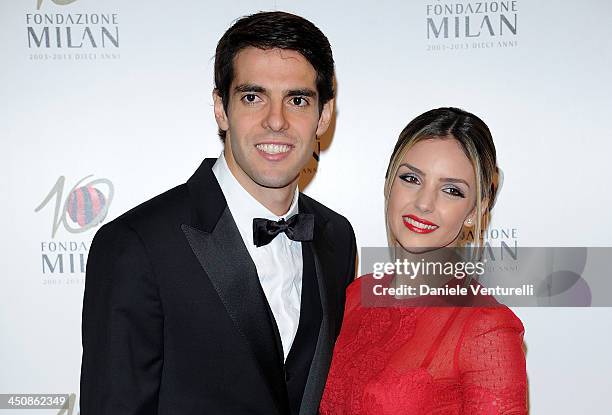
399 163 425 175
439 177 470 188
400 163 470 187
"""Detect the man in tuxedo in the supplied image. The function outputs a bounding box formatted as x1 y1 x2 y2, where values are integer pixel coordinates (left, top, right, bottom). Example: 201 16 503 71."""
80 11 356 415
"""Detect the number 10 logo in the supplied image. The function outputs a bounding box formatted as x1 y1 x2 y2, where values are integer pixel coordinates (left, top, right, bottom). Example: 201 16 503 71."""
35 175 114 238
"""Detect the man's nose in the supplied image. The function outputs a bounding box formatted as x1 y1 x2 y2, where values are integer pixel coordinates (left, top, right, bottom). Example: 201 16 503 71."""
262 98 289 132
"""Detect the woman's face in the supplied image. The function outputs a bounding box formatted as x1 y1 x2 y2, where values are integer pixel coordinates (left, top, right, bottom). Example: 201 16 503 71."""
388 138 477 253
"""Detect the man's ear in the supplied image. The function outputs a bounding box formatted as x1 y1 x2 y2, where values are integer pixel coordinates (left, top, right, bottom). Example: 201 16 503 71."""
213 90 229 132
315 98 334 137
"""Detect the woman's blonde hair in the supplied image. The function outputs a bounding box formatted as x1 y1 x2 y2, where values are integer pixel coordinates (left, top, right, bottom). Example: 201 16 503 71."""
384 107 499 249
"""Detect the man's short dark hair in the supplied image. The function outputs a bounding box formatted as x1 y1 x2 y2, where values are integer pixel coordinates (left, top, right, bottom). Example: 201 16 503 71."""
214 11 335 140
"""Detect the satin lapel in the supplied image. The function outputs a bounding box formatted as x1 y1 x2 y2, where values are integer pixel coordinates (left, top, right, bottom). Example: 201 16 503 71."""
298 201 338 415
182 207 289 415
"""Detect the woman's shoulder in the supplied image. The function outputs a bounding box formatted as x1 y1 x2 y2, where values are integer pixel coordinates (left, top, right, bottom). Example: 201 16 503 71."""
463 304 525 339
344 273 392 312
344 274 368 312
346 273 386 293
462 280 525 332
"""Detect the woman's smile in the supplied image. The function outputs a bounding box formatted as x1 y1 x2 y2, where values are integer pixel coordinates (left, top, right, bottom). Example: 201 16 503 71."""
402 214 439 234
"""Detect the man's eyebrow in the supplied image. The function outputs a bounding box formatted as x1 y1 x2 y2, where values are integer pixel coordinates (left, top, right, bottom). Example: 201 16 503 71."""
234 84 266 94
286 88 317 97
233 85 317 99
399 163 470 187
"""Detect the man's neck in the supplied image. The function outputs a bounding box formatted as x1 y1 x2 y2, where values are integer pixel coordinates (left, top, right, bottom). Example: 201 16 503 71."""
246 182 296 216
224 155 297 216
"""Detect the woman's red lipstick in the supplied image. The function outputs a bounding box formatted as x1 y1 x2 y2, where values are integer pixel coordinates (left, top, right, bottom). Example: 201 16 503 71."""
402 214 439 234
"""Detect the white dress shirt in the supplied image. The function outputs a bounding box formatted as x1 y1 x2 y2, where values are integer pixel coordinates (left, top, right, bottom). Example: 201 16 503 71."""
212 152 303 361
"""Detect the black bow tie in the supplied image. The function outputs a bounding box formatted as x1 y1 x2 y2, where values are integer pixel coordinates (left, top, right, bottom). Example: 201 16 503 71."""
252 213 315 247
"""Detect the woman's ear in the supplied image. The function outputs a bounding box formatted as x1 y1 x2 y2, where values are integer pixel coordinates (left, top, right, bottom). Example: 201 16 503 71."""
464 197 489 227
464 216 474 228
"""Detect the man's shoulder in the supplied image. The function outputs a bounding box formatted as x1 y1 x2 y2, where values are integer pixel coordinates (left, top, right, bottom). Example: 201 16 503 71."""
299 192 353 233
102 183 192 235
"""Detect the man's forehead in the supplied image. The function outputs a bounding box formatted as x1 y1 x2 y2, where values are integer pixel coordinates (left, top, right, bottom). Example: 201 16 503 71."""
231 47 317 88
235 46 306 61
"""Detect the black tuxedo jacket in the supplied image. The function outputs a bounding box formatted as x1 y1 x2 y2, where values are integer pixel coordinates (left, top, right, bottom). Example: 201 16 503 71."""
80 158 356 415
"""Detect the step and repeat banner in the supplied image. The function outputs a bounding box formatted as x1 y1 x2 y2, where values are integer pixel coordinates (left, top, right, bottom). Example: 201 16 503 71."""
2 0 611 413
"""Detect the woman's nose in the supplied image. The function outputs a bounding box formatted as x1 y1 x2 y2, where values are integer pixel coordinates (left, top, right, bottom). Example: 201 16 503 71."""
414 187 435 214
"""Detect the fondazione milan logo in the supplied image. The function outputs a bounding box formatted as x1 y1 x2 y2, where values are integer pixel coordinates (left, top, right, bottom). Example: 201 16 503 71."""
36 0 78 10
26 0 121 59
35 175 114 238
425 0 519 52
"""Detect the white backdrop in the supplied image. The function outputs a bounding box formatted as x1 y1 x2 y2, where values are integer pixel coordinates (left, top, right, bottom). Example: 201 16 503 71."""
2 0 611 413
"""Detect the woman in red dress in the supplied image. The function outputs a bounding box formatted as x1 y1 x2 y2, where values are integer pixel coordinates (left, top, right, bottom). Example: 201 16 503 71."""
320 108 527 414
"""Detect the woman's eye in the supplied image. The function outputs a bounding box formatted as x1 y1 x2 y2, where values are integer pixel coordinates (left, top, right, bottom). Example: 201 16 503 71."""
290 96 308 106
399 173 420 184
443 187 465 198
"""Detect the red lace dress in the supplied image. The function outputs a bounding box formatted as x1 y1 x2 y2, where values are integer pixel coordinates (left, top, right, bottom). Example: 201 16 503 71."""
320 276 527 414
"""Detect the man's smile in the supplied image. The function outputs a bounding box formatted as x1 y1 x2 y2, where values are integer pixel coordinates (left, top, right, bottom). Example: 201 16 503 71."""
255 142 294 161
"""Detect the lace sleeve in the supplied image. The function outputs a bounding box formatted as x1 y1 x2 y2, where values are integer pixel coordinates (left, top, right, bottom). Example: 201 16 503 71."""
457 307 527 415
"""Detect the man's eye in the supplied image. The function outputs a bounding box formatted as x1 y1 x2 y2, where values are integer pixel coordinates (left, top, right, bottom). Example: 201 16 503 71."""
290 97 308 106
443 187 465 198
399 173 420 184
242 94 260 104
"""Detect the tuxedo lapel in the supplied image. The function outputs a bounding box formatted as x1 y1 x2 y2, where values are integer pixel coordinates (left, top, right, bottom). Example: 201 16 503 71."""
182 159 341 414
297 197 339 415
182 159 289 415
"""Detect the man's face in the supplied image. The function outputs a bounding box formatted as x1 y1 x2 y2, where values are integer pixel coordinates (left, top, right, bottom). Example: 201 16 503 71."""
214 47 333 192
